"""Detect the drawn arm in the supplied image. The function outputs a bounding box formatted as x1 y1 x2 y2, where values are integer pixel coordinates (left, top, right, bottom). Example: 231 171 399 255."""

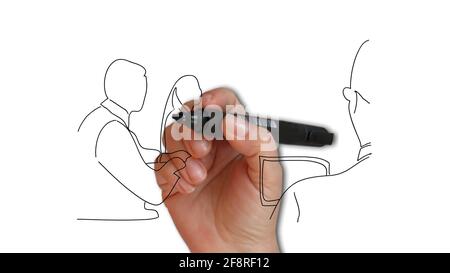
128 131 161 164
95 121 163 205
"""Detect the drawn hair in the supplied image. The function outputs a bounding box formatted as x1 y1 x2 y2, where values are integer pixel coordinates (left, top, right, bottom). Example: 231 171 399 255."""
160 75 203 152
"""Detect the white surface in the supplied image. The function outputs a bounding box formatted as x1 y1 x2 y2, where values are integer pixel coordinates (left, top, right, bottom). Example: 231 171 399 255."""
0 0 449 252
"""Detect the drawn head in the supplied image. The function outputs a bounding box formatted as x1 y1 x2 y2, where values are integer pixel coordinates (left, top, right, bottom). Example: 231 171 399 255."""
104 59 147 113
342 40 372 111
170 75 203 112
342 40 372 149
160 75 203 152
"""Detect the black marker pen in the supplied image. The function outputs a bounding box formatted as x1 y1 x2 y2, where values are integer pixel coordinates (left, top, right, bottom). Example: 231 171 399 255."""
172 108 334 147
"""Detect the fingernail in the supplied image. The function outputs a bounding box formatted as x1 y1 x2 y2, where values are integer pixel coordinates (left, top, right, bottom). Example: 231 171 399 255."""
179 180 195 194
190 140 210 156
186 158 207 183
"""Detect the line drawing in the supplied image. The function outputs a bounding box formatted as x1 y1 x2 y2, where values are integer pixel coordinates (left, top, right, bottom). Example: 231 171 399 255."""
344 39 372 161
77 59 201 221
77 41 370 222
349 40 369 90
257 40 372 221
293 192 300 223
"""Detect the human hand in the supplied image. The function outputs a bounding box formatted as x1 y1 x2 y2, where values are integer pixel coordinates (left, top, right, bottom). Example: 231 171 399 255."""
155 88 282 252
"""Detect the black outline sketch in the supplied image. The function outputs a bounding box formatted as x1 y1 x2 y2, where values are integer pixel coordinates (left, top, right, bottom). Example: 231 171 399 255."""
77 194 160 221
77 59 201 221
258 40 372 221
160 75 203 153
344 39 372 161
259 156 330 206
77 41 370 223
349 40 369 90
293 192 300 223
77 106 100 133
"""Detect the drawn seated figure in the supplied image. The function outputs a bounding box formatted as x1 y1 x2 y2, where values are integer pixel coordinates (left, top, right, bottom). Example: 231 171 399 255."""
342 41 372 161
260 41 373 221
155 75 204 195
160 75 204 154
77 59 189 221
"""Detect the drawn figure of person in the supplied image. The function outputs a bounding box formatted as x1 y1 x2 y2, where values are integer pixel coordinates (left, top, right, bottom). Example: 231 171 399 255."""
77 59 191 221
260 40 372 221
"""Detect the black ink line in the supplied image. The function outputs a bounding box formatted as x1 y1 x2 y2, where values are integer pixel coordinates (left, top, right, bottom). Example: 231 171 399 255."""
261 40 373 221
77 217 159 221
103 59 147 114
293 192 300 223
346 40 370 150
102 98 129 125
160 75 203 152
350 40 369 89
353 90 371 114
78 59 203 221
94 120 122 158
78 106 100 132
259 156 330 206
76 201 161 221
269 157 369 220
98 160 149 204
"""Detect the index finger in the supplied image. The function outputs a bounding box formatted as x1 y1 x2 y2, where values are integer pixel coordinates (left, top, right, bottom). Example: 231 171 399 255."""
183 87 242 110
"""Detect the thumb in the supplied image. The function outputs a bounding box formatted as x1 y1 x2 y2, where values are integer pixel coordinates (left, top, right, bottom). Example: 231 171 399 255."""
222 113 282 200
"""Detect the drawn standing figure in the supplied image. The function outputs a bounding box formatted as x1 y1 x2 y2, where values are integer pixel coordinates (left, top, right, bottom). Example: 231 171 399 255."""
77 59 191 221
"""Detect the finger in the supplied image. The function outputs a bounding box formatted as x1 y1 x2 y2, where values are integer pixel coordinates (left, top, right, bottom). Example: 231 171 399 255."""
163 117 212 159
173 98 215 158
165 87 244 183
154 157 195 196
182 128 213 159
156 150 191 163
192 88 244 170
175 87 241 156
162 132 217 171
180 87 241 111
163 123 208 186
222 113 282 197
200 87 242 109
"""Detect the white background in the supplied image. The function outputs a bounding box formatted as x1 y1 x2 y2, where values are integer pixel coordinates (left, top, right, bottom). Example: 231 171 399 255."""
1 0 449 252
